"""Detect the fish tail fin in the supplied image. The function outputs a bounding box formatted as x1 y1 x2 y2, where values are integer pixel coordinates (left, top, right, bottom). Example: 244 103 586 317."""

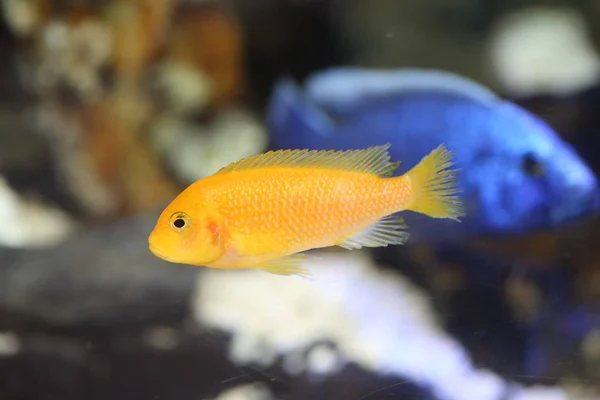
403 144 464 221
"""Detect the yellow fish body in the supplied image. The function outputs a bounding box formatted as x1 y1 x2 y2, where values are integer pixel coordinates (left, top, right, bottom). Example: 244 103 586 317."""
148 143 463 277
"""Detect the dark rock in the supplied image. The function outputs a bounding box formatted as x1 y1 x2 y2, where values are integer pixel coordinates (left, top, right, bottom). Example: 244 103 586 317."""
0 210 198 330
0 326 437 400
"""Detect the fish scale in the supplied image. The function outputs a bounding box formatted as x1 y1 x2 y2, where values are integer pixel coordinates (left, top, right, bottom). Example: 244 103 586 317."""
210 168 414 260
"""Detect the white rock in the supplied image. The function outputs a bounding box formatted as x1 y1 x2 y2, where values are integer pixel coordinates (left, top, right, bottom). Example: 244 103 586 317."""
142 326 179 351
489 6 600 96
0 176 74 248
192 250 574 400
151 109 268 184
0 332 20 356
2 0 40 37
155 60 214 115
206 383 275 400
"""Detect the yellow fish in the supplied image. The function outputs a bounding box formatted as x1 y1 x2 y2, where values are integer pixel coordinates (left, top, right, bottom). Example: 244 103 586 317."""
148 143 463 277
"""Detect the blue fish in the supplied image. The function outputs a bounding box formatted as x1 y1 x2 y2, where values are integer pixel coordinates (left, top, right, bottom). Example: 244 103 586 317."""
266 67 599 241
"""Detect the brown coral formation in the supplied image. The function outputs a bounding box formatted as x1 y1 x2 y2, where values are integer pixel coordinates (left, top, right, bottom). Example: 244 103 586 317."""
3 0 246 220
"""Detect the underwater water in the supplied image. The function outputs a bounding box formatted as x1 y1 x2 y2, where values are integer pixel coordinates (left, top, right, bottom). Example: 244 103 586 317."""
1 1 600 400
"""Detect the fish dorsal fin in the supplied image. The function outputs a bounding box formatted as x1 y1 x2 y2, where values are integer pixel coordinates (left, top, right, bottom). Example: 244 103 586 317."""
338 213 410 250
215 144 399 177
306 67 498 110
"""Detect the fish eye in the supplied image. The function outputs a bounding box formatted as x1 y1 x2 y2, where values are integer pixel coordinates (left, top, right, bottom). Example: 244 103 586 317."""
169 212 190 232
522 153 545 176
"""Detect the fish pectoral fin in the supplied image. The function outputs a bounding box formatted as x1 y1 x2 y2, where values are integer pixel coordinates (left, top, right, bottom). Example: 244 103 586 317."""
338 214 410 250
258 254 313 280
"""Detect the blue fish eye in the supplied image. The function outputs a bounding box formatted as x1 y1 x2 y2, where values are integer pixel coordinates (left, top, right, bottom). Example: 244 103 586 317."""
522 153 545 176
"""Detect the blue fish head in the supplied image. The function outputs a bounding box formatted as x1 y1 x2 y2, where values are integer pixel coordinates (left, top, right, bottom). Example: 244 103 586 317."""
473 101 599 232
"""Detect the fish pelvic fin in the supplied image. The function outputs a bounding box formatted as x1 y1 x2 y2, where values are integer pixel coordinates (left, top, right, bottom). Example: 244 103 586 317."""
258 254 314 280
403 144 464 221
215 144 399 177
338 214 410 250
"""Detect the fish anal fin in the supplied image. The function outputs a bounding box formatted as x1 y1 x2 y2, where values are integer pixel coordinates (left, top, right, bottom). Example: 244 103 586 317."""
258 254 313 279
215 144 399 177
338 214 410 250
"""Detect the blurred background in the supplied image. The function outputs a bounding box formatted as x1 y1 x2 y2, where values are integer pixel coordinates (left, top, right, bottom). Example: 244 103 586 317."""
1 0 600 399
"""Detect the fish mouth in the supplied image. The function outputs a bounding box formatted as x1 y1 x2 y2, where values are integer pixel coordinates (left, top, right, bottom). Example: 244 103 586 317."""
148 233 174 262
547 188 600 228
148 245 182 264
148 243 169 260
